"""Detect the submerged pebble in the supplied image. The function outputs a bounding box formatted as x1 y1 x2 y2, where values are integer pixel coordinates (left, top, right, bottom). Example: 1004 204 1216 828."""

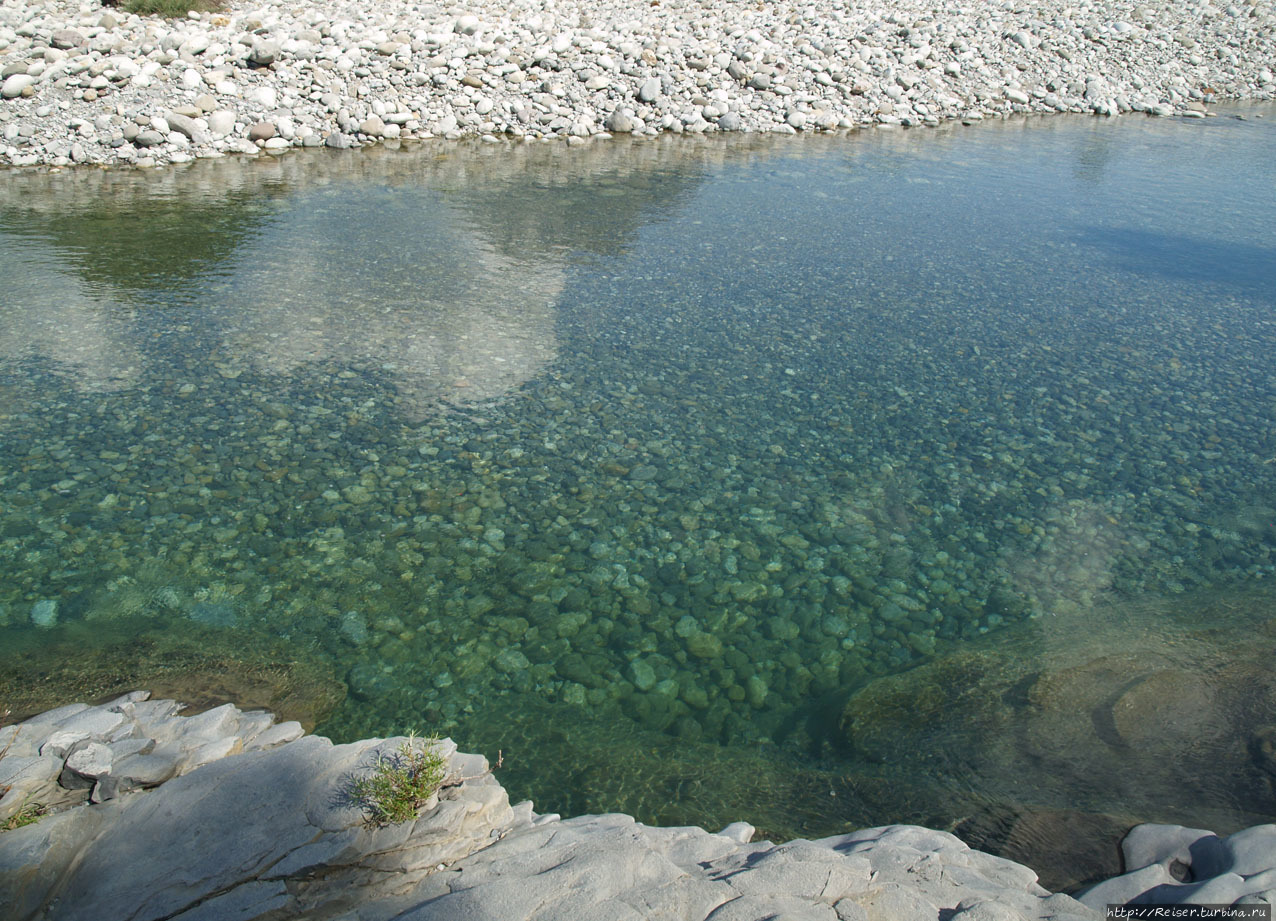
189 602 236 628
31 599 58 628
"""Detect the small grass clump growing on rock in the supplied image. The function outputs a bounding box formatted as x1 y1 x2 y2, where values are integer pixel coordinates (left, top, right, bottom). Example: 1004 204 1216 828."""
0 718 48 833
351 733 448 827
2 799 48 833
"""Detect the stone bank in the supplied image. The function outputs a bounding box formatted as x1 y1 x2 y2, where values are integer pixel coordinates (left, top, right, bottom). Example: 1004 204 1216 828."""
1 0 1274 168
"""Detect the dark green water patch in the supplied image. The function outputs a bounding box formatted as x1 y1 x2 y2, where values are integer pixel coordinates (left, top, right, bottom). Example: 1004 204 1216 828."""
1 111 1275 884
0 615 345 731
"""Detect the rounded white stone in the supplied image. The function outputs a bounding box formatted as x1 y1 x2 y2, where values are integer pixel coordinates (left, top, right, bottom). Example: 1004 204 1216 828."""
207 110 236 136
1 73 34 98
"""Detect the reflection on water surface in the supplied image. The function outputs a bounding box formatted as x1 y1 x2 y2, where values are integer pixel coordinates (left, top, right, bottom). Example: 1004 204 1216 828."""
1 113 1274 889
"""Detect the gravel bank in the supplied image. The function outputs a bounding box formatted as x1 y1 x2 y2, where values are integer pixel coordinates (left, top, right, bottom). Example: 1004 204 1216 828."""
1 0 1274 168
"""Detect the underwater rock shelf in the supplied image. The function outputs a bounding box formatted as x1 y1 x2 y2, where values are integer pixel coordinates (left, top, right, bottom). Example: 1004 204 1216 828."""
2 694 1275 920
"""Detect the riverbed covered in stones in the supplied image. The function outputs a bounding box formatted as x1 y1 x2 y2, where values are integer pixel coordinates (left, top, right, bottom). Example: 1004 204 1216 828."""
2 110 1275 879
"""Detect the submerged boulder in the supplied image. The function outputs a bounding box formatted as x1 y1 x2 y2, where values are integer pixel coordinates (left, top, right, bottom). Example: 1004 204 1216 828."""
836 590 1276 885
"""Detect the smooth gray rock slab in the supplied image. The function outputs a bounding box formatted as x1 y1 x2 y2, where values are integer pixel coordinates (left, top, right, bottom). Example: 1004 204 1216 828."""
841 882 941 920
169 879 291 921
20 703 89 727
707 894 838 921
180 737 241 774
0 807 112 921
103 690 152 708
1241 867 1276 896
1077 863 1178 909
243 720 304 750
52 707 128 740
395 814 732 920
1183 872 1249 904
1080 823 1276 908
949 897 1031 921
0 725 22 754
2 733 514 921
233 710 275 744
33 736 358 920
115 698 183 729
106 738 154 760
1222 825 1276 877
0 754 68 825
0 754 61 788
148 702 236 747
715 841 872 901
383 819 1098 921
1120 824 1218 872
38 731 86 759
111 751 180 787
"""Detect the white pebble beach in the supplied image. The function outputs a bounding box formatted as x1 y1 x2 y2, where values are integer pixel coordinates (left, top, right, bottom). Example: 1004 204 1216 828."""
0 0 1273 168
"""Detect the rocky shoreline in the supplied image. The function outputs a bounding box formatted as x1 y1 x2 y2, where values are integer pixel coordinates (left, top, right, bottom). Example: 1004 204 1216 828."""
3 694 1276 920
1 0 1274 168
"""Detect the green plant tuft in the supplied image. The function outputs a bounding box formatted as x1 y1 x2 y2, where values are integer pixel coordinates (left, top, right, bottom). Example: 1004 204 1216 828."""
118 0 226 19
0 712 45 833
350 733 449 827
2 799 48 833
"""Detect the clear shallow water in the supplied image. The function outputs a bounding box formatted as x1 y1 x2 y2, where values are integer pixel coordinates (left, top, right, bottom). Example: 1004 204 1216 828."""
2 110 1275 885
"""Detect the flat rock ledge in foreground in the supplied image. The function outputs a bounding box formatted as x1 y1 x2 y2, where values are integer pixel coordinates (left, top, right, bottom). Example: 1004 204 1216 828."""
0 694 1273 921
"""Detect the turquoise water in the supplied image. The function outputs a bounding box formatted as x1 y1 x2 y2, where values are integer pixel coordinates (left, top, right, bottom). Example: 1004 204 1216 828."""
2 110 1275 880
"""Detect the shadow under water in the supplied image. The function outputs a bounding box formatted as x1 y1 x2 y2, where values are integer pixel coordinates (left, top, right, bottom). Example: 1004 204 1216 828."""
1076 225 1276 303
0 616 346 732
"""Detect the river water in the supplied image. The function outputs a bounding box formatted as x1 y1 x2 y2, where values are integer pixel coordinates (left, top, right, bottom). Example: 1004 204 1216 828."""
2 108 1274 887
